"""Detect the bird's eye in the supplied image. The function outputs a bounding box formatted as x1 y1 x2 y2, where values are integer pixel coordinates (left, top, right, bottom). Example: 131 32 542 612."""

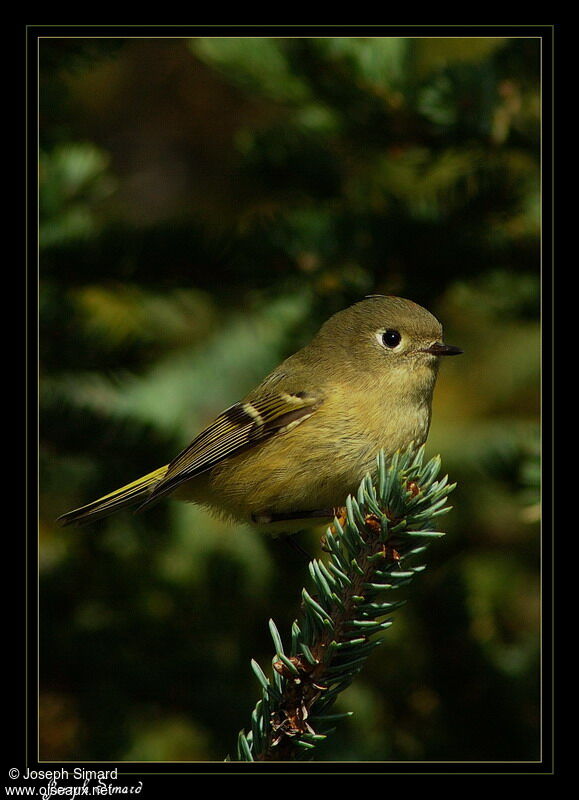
381 329 401 348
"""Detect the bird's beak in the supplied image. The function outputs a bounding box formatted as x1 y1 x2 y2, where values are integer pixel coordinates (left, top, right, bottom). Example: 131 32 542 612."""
422 342 463 356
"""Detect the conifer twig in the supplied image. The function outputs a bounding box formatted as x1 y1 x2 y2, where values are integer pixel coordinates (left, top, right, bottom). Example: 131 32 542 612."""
231 444 455 761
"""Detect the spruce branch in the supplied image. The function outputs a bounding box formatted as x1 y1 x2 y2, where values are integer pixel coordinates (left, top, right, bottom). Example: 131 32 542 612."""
231 444 456 762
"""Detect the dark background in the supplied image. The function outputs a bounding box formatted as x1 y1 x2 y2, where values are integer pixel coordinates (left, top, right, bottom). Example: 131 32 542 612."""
39 35 541 762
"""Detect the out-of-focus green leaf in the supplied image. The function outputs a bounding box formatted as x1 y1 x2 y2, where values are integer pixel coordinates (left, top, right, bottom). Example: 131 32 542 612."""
40 143 116 247
314 37 409 91
191 37 311 102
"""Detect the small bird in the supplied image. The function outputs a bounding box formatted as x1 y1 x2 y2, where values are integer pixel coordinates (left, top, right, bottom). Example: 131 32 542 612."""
58 296 461 532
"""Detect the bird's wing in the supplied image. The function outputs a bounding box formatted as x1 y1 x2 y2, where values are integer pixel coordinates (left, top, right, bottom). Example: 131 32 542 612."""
139 390 321 507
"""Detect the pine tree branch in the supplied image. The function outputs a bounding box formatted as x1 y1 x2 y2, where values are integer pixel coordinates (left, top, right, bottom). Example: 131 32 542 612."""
230 444 456 762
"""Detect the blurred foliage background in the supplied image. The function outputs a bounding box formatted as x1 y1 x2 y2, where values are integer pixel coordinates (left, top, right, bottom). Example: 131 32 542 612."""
39 36 541 762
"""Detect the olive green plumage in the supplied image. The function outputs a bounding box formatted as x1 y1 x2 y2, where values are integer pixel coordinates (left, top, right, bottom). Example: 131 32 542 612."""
58 295 461 531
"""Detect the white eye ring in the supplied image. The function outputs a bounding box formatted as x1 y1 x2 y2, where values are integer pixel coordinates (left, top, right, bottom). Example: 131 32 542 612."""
376 329 403 350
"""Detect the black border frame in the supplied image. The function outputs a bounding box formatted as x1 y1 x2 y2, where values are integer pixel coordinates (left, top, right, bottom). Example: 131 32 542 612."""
22 23 555 780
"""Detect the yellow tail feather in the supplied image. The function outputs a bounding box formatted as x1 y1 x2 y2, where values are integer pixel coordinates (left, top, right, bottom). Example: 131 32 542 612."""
57 466 169 526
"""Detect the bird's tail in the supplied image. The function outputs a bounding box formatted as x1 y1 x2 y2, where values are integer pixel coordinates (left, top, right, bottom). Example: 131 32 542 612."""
57 465 169 527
